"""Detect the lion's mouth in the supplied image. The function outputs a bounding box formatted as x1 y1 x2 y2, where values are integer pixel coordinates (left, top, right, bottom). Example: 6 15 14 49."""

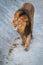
13 27 18 30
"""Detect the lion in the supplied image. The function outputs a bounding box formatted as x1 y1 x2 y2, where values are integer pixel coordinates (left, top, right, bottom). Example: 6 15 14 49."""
11 3 34 51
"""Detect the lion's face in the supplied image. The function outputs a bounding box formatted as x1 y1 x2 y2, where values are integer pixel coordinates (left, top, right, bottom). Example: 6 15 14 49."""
12 11 29 33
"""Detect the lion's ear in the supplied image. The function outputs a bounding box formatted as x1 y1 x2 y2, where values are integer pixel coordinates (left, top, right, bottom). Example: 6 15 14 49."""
25 18 28 22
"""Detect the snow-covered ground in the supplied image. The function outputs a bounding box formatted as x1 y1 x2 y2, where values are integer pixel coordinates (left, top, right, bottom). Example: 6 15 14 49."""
0 0 43 65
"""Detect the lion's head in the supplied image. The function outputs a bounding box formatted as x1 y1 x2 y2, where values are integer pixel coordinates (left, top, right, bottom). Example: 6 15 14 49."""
12 10 30 33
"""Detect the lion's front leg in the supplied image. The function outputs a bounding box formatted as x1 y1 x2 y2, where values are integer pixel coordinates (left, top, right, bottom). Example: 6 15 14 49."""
24 34 31 51
21 34 26 45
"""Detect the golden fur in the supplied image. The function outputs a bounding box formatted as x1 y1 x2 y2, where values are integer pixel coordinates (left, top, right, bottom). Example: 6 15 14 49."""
12 3 34 51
